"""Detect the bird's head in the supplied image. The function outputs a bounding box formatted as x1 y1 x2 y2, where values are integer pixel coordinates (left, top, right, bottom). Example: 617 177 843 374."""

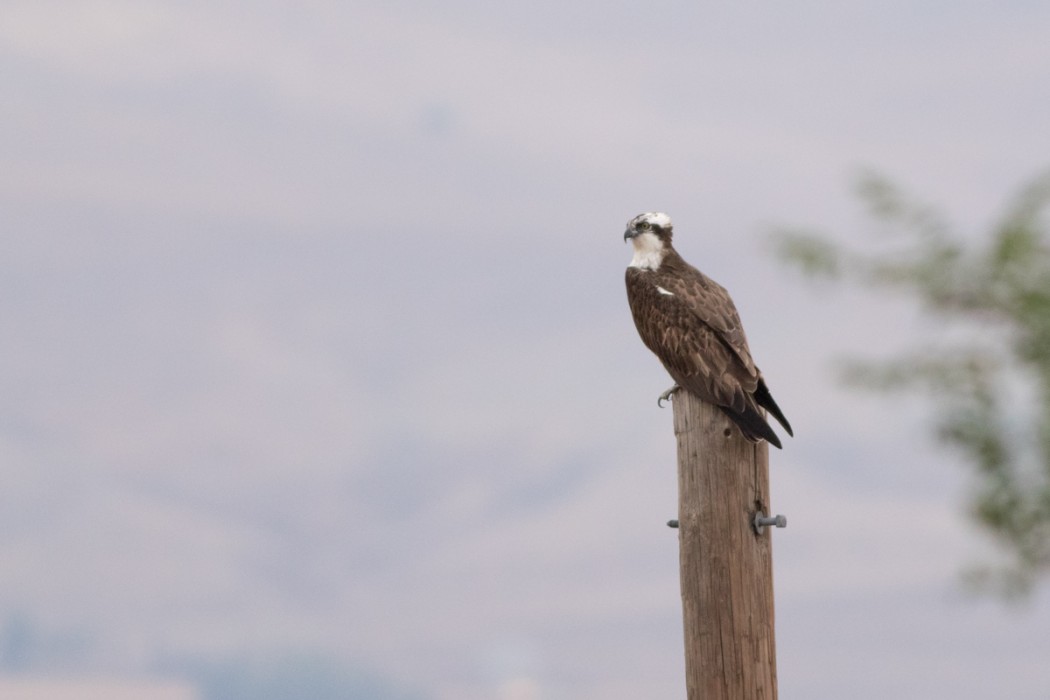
624 212 673 270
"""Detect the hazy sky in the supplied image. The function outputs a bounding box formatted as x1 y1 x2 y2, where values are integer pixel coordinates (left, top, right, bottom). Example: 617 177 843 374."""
2 2 1050 699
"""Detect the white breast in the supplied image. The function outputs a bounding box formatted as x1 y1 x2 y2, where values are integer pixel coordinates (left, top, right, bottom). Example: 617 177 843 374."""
628 231 666 270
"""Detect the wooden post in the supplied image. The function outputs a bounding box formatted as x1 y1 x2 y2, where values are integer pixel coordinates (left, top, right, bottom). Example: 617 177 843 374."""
673 389 778 699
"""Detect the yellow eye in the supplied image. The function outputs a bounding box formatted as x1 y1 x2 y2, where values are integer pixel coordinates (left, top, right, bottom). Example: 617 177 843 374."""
638 221 652 231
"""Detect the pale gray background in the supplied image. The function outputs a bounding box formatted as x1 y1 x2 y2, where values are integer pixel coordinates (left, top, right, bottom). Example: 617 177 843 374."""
2 1 1049 698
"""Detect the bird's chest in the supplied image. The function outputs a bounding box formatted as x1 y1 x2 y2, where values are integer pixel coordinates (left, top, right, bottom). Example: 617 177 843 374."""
628 271 677 302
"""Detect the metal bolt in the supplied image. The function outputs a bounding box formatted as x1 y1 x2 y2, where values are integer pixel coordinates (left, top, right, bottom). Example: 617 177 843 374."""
667 519 679 528
752 512 787 533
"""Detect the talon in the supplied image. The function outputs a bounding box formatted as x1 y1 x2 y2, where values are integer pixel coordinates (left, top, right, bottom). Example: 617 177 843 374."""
657 384 680 408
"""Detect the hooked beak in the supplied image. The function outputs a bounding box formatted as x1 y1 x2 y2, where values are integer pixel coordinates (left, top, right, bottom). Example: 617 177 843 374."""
623 228 637 242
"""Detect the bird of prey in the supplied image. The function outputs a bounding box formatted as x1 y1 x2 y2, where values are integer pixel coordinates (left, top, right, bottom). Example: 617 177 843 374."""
623 212 793 448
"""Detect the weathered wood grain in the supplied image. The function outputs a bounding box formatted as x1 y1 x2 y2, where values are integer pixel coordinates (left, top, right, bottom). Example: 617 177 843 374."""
673 390 778 699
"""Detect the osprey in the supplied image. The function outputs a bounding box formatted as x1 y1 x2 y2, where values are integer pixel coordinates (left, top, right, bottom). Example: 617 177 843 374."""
624 212 793 448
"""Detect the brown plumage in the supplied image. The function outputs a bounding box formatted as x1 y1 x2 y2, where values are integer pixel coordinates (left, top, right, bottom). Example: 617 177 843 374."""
623 212 792 448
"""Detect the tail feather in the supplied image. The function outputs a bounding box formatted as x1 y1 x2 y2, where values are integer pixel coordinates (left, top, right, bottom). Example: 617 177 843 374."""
753 379 793 436
721 404 783 449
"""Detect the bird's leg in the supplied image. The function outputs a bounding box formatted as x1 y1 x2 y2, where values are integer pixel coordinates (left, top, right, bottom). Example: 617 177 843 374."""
657 384 680 408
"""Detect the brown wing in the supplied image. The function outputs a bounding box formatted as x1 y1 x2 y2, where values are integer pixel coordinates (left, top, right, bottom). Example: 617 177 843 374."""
625 267 754 414
626 265 789 446
655 261 758 379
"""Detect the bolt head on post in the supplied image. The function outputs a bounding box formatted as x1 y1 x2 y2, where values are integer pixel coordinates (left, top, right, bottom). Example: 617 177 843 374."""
752 512 787 534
